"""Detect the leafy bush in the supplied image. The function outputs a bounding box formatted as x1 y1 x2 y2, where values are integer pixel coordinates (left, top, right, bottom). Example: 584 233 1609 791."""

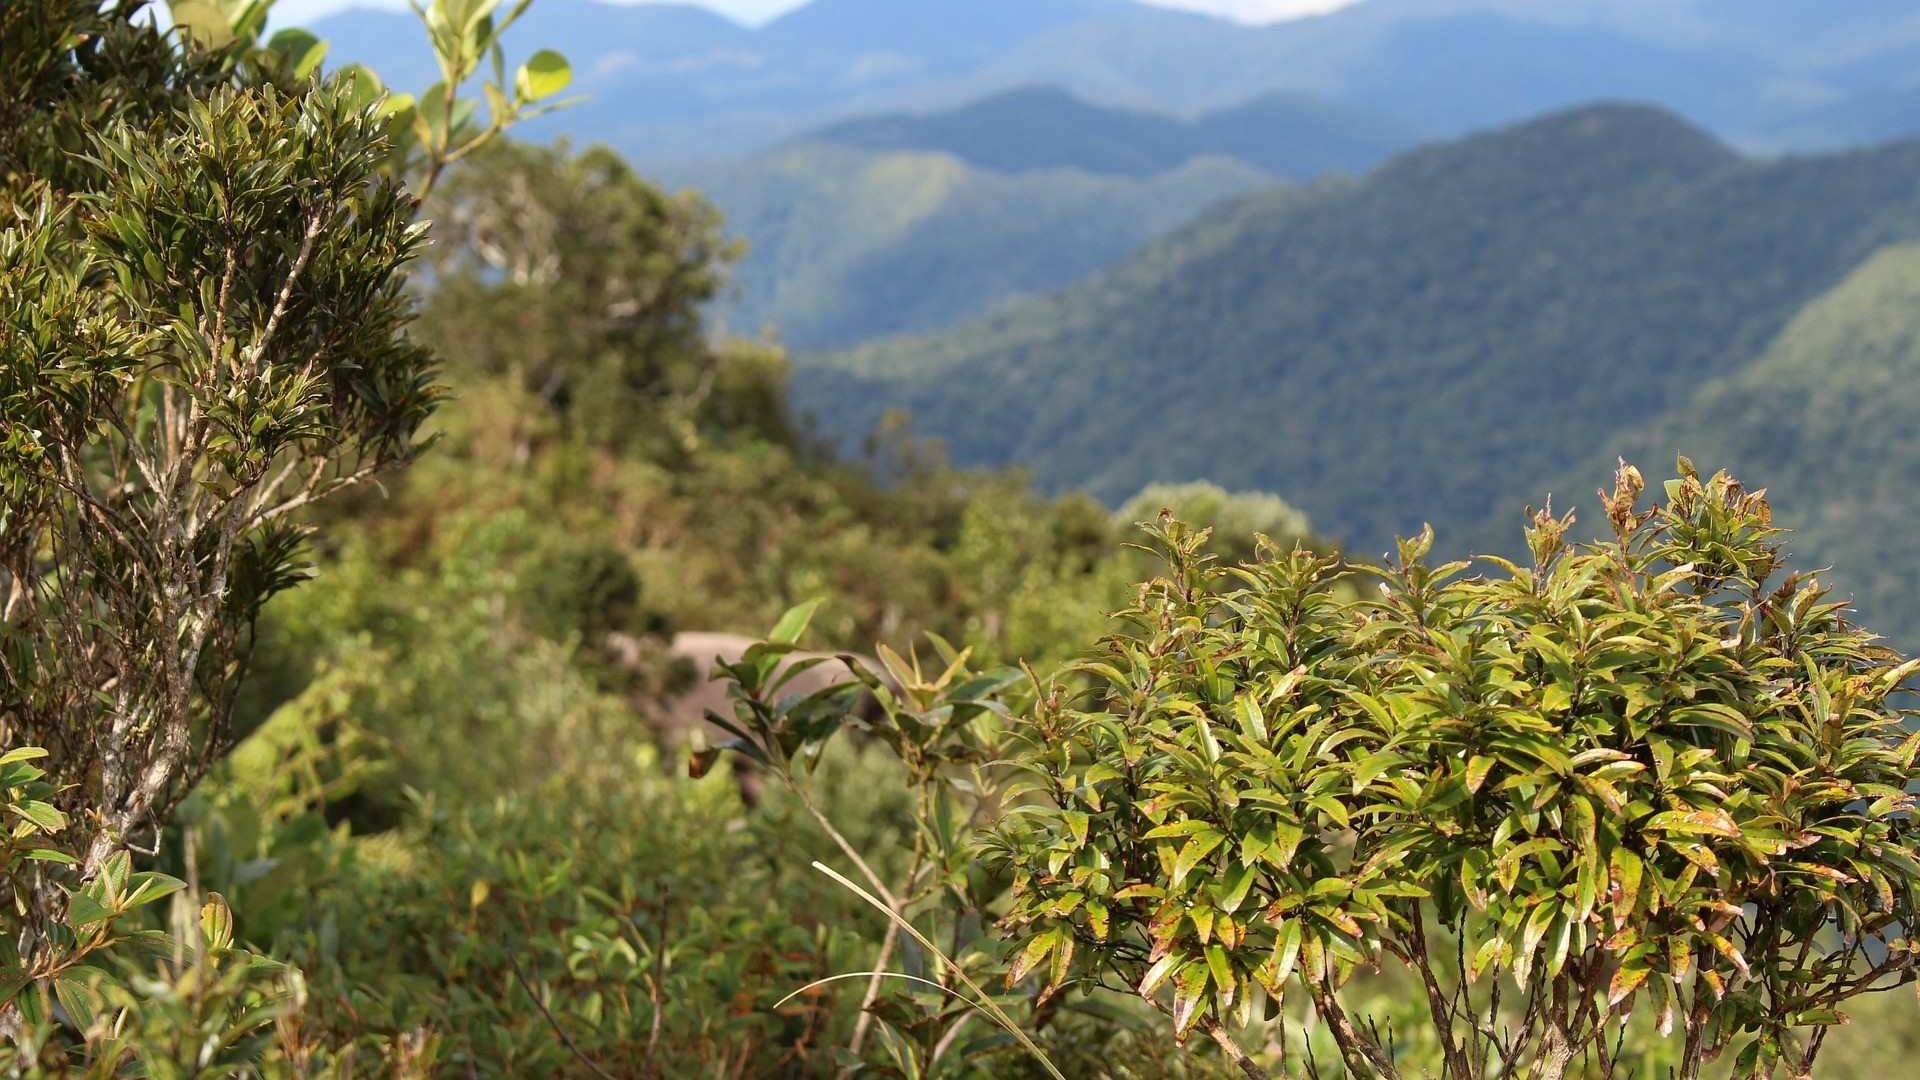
0 0 567 1044
990 461 1920 1079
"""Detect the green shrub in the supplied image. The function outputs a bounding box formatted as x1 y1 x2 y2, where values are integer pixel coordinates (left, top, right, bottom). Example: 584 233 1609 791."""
990 461 1920 1079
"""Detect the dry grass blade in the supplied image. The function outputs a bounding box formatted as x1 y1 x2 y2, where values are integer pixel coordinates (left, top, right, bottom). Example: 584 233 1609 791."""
809 860 1066 1080
773 970 971 1011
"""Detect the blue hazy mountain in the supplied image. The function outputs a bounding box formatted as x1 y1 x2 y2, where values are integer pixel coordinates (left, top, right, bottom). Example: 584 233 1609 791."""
804 86 1413 179
308 0 1920 167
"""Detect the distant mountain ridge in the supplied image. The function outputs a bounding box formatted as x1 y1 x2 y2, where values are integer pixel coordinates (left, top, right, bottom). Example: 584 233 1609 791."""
793 104 1920 567
678 85 1411 349
804 86 1414 179
687 141 1270 348
308 0 1920 167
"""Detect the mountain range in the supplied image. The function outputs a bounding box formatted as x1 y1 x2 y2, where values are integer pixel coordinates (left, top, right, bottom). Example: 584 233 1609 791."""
803 86 1412 179
792 103 1920 638
687 139 1271 348
682 86 1416 347
308 0 1920 167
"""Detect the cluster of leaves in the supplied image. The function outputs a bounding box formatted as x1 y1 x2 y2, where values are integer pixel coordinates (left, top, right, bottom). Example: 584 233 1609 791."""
418 140 759 458
186 746 870 1076
992 460 1920 1079
0 811 205 1072
168 0 576 200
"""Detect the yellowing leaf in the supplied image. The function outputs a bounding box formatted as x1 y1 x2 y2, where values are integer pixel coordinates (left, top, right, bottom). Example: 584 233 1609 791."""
1644 809 1740 838
514 49 571 102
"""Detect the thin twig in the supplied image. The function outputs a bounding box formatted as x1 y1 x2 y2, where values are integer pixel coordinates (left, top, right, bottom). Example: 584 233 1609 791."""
506 953 618 1080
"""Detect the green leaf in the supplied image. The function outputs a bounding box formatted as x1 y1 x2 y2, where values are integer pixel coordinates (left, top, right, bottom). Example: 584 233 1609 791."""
123 871 186 910
1257 919 1302 991
52 973 95 1032
1465 754 1495 794
514 49 571 102
1214 863 1257 914
202 893 235 951
333 64 386 112
171 0 235 47
378 91 417 120
99 852 130 900
1144 819 1219 840
1063 810 1090 848
1609 848 1643 920
1235 695 1267 742
1204 943 1235 1000
1269 820 1305 869
1137 952 1181 997
1170 961 1210 1035
1608 953 1650 1006
768 598 823 646
1171 829 1226 889
267 28 329 78
11 801 65 832
65 892 114 929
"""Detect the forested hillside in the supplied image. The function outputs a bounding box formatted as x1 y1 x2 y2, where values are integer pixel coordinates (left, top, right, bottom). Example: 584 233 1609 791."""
1573 244 1920 644
686 141 1268 347
683 85 1407 350
798 104 1920 587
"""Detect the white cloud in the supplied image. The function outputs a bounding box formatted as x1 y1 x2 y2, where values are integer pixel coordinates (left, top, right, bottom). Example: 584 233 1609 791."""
1139 0 1357 22
272 0 1359 29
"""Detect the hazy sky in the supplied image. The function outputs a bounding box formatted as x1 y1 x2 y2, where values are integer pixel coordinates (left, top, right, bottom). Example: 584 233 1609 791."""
274 0 1359 28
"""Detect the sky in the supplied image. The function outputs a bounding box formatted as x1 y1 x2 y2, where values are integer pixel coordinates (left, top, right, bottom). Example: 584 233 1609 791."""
273 0 1359 28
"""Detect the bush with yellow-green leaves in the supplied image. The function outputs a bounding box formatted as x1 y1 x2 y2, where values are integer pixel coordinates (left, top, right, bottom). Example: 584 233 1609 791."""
991 461 1920 1080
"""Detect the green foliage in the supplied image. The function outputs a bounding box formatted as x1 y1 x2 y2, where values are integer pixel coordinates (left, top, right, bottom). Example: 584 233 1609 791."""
0 0 567 1047
205 751 860 1076
308 141 1164 672
990 462 1920 1078
235 511 648 825
1117 481 1318 567
421 140 769 456
22 894 306 1079
177 203 1175 1070
362 0 576 198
